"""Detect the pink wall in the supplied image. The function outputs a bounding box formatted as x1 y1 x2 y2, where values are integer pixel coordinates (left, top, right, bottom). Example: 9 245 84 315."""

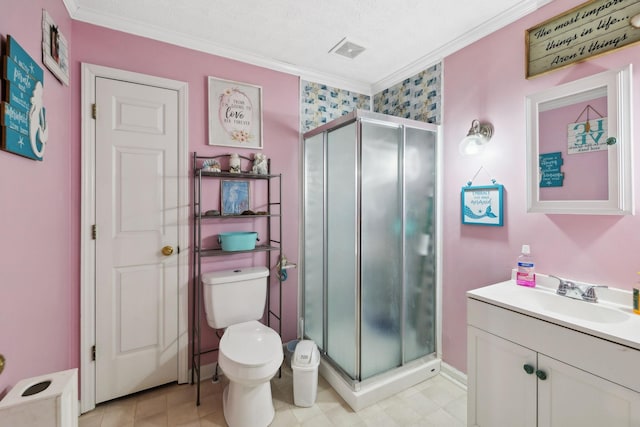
442 0 640 373
0 1 74 395
0 0 300 393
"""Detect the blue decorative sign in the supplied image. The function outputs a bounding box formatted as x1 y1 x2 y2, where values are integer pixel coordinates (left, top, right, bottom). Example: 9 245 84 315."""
2 127 38 159
6 82 31 111
461 184 504 226
7 36 44 82
4 57 36 93
1 102 30 135
1 36 47 161
539 152 564 187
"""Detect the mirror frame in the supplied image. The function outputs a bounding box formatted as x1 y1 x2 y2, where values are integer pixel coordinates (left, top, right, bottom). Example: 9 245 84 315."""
526 64 633 215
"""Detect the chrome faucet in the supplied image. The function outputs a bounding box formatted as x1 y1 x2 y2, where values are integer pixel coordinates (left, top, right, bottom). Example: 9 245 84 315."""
549 275 608 303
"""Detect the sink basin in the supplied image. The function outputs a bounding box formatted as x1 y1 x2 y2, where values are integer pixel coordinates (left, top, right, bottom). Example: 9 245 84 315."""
527 288 629 324
468 275 639 352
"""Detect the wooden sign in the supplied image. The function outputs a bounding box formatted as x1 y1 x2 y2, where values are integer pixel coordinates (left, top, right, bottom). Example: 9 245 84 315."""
526 0 640 78
539 152 564 187
567 117 608 154
1 36 47 160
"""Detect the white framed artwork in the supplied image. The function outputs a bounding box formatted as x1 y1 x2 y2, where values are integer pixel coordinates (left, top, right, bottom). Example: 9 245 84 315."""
42 10 69 85
208 77 263 149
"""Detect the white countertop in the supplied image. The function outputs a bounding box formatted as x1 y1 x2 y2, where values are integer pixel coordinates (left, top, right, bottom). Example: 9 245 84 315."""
467 273 640 352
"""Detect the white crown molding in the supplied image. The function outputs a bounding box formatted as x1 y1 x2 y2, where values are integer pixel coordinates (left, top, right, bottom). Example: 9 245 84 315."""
66 0 551 97
62 0 79 15
298 70 371 96
371 0 554 94
67 5 372 95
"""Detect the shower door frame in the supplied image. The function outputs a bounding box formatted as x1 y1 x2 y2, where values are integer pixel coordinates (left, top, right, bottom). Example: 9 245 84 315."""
300 109 443 387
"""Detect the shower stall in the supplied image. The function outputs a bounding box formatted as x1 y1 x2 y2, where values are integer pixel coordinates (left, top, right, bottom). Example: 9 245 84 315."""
301 110 440 410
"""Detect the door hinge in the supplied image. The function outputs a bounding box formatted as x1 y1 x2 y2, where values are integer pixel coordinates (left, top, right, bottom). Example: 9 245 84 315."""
92 224 97 240
91 345 96 361
91 103 97 119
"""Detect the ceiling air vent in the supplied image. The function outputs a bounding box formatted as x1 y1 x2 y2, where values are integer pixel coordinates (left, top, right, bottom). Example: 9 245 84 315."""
329 37 366 59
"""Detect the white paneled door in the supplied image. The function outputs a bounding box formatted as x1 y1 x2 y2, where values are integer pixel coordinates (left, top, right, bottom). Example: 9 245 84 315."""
94 77 179 403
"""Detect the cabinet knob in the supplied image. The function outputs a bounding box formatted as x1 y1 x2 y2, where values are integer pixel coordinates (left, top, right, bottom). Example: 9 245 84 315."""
523 364 535 375
162 245 174 256
536 369 547 380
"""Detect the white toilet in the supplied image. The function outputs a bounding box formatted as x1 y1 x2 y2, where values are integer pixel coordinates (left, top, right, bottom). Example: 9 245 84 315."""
202 266 283 427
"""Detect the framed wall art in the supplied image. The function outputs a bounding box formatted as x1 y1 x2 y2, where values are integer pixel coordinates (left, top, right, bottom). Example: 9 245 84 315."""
526 0 640 78
461 184 504 226
42 10 69 85
1 36 48 160
208 77 262 149
221 180 250 215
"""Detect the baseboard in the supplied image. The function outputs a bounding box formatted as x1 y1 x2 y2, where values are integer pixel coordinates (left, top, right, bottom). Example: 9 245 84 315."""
189 362 224 384
440 361 467 390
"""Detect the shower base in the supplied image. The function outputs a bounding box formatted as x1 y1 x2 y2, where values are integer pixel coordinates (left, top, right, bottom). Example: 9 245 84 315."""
319 354 440 411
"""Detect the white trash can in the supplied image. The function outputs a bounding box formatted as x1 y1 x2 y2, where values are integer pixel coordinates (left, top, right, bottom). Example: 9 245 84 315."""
292 340 320 407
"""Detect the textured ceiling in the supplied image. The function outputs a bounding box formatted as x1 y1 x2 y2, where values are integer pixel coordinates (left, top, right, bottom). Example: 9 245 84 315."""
68 0 550 93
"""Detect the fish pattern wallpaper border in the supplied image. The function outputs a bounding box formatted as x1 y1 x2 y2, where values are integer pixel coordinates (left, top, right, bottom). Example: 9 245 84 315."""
373 63 442 125
300 81 370 133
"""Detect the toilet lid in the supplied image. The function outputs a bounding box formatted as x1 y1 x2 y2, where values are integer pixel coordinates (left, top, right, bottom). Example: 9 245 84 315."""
220 321 282 367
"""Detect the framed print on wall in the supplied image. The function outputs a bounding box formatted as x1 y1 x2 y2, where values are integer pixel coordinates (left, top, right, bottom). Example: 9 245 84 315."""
461 184 504 226
42 10 69 85
208 77 263 149
221 180 250 215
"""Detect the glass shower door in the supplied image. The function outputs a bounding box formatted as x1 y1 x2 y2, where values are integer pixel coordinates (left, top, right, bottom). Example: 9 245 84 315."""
360 120 403 379
326 123 358 379
404 127 437 361
302 111 439 385
303 133 324 346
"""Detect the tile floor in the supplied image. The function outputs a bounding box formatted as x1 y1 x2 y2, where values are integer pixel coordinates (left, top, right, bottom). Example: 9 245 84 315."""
79 366 467 427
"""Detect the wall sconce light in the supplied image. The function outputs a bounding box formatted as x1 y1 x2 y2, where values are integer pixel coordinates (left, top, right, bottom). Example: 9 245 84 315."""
459 119 493 155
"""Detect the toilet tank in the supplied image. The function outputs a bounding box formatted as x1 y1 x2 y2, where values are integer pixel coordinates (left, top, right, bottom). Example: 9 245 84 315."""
202 266 269 329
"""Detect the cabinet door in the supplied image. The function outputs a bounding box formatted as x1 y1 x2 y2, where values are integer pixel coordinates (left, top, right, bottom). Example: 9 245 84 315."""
467 326 537 427
537 354 640 427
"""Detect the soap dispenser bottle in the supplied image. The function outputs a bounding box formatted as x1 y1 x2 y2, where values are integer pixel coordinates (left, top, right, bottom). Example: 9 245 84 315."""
516 245 536 287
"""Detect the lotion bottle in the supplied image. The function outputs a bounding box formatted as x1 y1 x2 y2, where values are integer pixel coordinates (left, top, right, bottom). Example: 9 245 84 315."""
516 245 536 287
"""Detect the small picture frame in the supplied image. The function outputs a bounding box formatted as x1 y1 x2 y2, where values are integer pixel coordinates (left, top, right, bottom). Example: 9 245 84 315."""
461 184 504 226
42 10 69 85
208 77 263 149
221 180 250 215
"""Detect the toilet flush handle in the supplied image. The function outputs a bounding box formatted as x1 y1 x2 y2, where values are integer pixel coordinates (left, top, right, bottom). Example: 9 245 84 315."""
162 245 174 256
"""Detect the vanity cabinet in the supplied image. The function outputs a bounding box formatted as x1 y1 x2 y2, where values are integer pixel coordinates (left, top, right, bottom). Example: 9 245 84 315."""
467 297 640 427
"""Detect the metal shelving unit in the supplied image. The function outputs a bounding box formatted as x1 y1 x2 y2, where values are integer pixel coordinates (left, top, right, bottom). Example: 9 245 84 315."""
190 152 283 405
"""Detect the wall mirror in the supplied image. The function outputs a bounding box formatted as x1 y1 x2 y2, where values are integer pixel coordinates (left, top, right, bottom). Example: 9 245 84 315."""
526 64 633 215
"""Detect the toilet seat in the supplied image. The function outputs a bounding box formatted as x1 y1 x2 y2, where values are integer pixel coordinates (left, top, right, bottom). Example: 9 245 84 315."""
220 320 282 367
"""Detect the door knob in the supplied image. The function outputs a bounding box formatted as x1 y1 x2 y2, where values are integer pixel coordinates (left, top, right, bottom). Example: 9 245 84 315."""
523 364 535 375
162 245 174 256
